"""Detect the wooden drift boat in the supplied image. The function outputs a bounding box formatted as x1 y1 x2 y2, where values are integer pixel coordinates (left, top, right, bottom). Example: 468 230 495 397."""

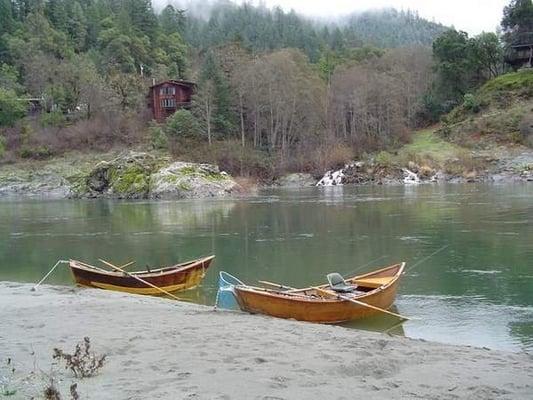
232 263 405 323
69 256 214 295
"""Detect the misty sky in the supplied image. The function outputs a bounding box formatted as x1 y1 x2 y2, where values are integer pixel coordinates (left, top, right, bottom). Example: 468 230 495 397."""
242 0 508 34
162 0 509 35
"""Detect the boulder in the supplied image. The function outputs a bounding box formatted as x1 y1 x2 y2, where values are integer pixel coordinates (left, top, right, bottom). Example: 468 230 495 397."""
149 162 240 199
81 152 239 199
84 152 159 199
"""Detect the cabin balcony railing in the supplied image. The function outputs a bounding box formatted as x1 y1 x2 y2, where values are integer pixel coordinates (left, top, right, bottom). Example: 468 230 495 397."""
162 101 192 109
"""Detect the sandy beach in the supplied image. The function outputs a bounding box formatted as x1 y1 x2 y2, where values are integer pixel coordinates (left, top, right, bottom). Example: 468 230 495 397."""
1 282 532 400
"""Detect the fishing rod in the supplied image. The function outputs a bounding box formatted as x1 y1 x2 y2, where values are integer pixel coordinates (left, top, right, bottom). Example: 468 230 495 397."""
343 254 389 278
405 244 449 274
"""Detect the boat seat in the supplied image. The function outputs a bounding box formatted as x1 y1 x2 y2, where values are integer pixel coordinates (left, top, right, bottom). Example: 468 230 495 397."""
353 277 394 289
327 273 358 293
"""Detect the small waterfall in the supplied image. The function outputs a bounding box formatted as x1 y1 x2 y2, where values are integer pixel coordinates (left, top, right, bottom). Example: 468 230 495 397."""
316 167 345 186
402 168 420 184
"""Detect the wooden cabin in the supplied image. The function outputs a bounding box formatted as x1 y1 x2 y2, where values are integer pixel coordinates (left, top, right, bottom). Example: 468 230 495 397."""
505 32 533 69
147 80 196 122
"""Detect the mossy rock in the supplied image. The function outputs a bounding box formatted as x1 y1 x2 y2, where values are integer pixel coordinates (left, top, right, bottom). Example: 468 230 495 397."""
84 152 159 199
110 165 150 197
149 161 238 199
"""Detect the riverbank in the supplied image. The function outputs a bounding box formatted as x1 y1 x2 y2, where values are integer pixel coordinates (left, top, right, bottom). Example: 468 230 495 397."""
310 131 533 188
1 282 532 399
0 150 242 199
1 131 532 196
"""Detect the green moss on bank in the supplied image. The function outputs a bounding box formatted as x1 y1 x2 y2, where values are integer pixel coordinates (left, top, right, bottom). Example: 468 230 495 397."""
437 70 533 148
372 129 484 176
478 70 533 99
109 165 150 196
175 165 228 182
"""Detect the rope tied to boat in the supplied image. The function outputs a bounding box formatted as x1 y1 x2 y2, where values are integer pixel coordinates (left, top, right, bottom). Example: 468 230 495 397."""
31 259 70 291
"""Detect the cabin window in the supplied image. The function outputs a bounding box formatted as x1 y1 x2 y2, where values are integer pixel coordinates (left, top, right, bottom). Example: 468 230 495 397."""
159 86 176 96
161 98 176 108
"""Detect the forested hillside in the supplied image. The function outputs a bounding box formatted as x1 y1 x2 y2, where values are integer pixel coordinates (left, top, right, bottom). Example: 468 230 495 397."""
181 3 447 61
0 0 531 180
342 9 447 48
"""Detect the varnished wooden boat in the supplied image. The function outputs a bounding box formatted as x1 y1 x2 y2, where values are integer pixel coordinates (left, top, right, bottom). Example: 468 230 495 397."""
232 263 405 323
69 256 214 295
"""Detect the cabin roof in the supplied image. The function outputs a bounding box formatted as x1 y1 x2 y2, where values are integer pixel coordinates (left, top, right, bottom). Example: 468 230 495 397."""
149 79 196 89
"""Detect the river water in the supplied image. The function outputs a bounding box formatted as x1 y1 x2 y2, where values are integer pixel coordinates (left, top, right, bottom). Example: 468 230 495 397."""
1 184 532 352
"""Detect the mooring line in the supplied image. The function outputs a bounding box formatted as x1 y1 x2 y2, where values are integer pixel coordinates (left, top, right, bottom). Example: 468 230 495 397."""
31 259 69 291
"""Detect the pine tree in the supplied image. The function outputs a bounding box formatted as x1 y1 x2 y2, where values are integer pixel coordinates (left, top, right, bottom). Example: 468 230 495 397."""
198 51 235 137
0 0 16 35
67 1 88 52
502 0 533 45
159 5 186 35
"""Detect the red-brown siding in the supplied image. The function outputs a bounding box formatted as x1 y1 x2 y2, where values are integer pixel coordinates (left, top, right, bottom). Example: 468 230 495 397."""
148 80 195 122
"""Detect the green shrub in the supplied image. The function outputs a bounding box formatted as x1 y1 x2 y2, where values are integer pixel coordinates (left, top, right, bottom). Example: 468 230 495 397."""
463 93 480 113
19 145 53 159
0 88 26 127
508 131 524 144
0 135 5 159
149 122 167 149
165 109 201 139
375 151 394 168
40 111 66 127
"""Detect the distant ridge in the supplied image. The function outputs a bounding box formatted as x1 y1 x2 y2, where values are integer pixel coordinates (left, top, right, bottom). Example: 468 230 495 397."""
181 1 449 59
341 9 448 48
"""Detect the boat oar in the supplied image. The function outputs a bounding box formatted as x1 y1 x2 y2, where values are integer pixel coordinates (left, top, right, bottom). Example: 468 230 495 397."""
258 280 296 290
97 259 184 301
313 287 410 321
118 261 136 270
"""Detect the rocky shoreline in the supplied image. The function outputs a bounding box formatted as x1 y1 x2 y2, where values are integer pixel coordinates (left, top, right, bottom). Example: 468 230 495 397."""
0 151 241 199
276 149 533 188
0 148 532 198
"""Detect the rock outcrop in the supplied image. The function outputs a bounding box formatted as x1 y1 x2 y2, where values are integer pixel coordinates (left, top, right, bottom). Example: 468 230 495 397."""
0 172 71 198
0 151 241 199
149 162 239 199
83 152 159 198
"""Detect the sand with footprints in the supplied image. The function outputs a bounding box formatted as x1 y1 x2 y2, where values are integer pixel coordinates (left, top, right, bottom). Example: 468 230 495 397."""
1 282 532 399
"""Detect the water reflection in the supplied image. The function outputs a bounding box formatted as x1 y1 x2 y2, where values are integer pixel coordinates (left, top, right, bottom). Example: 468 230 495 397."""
1 183 532 352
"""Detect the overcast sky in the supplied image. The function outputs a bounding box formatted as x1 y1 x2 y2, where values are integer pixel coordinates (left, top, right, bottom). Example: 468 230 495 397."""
166 0 509 35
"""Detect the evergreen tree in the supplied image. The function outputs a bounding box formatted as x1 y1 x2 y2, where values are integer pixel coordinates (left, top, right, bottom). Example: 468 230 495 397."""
198 51 235 137
0 0 16 35
67 1 88 52
501 0 533 45
45 0 68 33
159 5 186 35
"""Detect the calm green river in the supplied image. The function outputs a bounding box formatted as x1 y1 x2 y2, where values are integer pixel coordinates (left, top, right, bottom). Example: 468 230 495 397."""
1 184 532 352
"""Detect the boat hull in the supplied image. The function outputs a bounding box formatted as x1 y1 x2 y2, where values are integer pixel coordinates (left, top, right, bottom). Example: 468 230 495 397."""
69 256 214 295
234 263 404 323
